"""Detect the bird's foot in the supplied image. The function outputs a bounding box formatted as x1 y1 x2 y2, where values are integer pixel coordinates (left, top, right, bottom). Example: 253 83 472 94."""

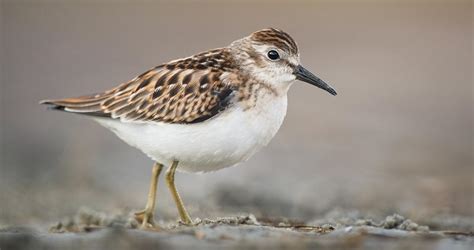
134 209 156 229
177 217 196 226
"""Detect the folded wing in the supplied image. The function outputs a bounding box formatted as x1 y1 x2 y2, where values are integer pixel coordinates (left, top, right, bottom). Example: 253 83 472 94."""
41 66 236 124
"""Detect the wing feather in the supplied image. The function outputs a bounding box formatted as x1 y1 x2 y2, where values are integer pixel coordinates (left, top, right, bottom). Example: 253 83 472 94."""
41 65 238 124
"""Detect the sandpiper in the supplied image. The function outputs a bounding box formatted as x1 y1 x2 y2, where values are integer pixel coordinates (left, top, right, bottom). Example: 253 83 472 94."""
41 28 337 228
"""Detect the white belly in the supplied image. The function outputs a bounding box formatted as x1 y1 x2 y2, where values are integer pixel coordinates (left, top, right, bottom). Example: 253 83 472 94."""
94 94 288 173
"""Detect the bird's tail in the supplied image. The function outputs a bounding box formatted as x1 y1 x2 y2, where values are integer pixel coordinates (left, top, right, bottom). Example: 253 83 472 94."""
39 93 111 117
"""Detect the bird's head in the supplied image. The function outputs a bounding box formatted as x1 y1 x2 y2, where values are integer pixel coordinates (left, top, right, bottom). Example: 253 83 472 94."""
229 28 337 96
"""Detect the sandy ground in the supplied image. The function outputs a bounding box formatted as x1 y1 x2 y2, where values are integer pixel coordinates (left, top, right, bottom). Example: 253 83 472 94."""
1 208 473 250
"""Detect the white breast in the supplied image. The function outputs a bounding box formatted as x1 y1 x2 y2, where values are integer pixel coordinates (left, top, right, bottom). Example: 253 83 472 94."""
95 93 288 173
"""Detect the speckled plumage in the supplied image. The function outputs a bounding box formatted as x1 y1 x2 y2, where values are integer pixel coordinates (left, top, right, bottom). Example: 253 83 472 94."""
42 29 298 124
42 48 239 123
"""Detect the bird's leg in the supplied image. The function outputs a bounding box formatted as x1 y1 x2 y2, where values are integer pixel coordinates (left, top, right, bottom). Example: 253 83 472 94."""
165 160 193 225
134 162 163 228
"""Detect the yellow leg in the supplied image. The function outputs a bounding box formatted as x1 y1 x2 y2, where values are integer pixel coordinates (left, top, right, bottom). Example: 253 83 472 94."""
134 162 163 228
165 160 193 225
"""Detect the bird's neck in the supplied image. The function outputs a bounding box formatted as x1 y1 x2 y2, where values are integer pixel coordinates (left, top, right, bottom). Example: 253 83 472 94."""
234 79 290 111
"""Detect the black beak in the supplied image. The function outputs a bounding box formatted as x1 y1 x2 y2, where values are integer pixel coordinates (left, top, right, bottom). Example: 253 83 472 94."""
293 65 337 96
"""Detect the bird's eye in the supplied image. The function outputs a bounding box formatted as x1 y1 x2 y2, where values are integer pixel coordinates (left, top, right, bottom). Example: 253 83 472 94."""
267 50 280 61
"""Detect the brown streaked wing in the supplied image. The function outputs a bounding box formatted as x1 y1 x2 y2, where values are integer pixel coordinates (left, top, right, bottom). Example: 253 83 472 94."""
40 66 237 124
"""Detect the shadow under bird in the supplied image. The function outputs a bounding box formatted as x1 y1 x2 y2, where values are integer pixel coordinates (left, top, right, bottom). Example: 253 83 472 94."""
41 28 337 227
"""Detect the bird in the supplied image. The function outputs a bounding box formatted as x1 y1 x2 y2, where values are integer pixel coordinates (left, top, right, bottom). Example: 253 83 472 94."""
40 28 337 228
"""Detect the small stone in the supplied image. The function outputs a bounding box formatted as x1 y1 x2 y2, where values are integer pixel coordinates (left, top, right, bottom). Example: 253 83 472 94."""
382 214 405 229
246 214 260 225
398 219 418 231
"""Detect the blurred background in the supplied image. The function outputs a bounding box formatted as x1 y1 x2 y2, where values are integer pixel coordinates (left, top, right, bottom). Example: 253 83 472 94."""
1 0 472 229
